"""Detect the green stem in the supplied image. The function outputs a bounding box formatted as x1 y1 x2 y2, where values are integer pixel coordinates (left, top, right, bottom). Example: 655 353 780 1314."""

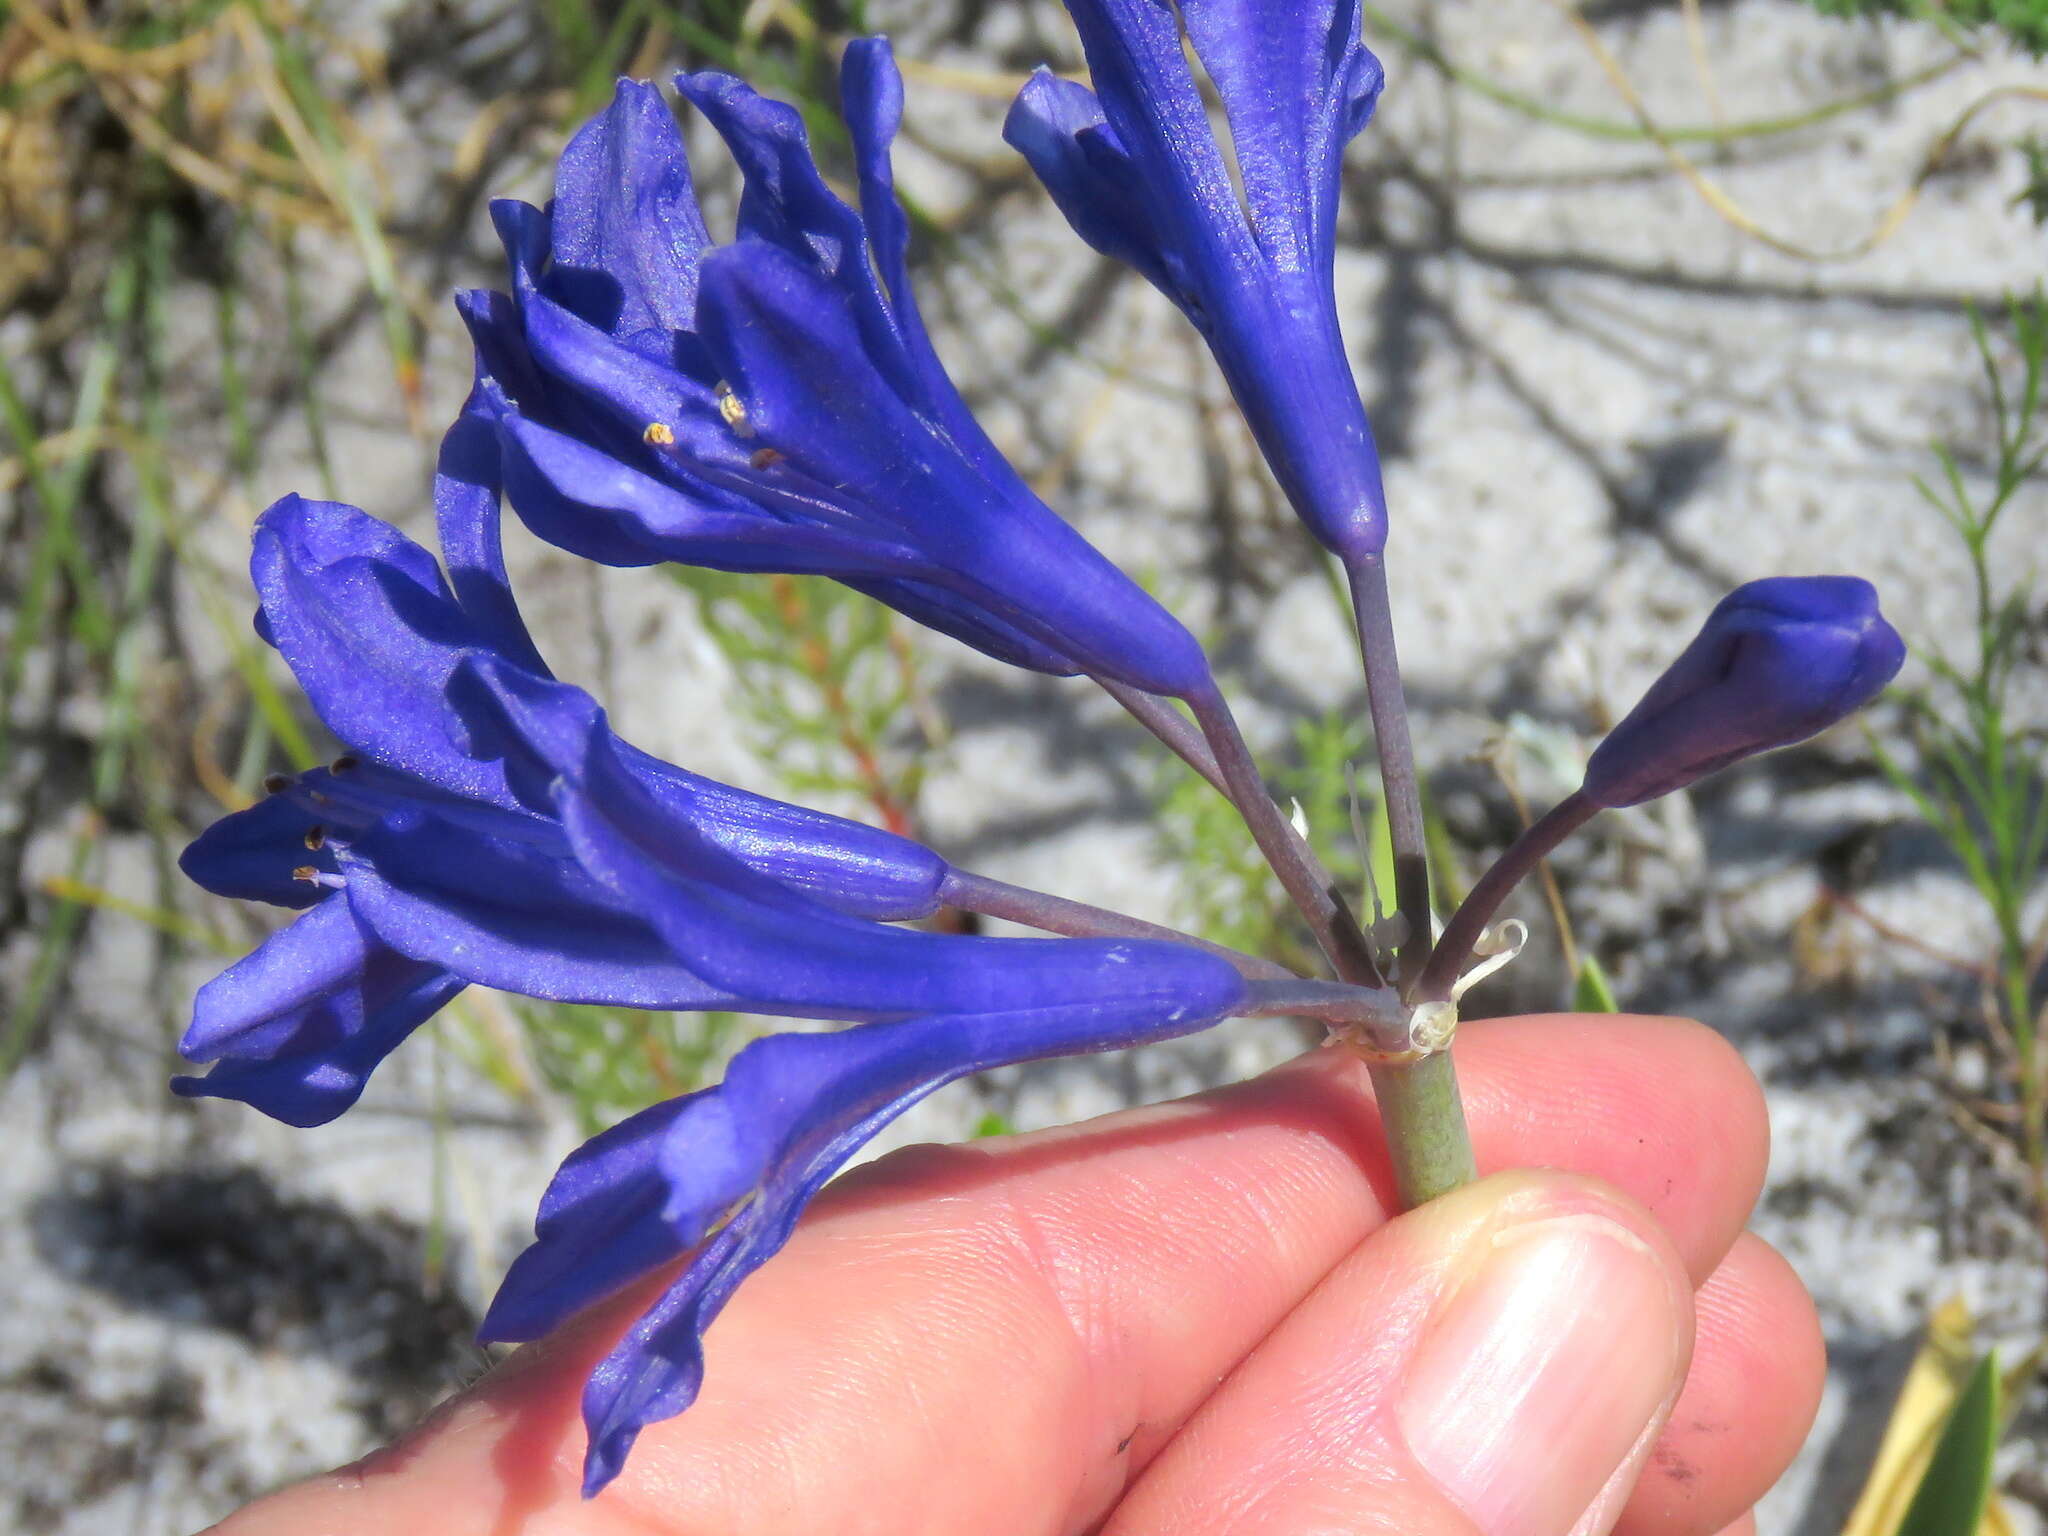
1367 1052 1477 1207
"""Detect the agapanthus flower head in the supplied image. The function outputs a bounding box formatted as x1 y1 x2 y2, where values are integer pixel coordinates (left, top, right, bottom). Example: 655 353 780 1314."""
461 39 1212 698
175 491 1249 1488
1006 0 1389 559
1580 575 1906 808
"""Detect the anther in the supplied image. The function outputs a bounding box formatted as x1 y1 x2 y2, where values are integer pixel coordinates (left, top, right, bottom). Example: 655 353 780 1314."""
292 865 319 883
749 446 783 470
330 755 359 774
643 421 676 447
303 826 326 851
716 384 756 438
263 774 291 795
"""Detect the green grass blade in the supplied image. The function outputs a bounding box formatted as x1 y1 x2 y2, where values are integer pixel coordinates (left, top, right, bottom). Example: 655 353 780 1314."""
1897 1352 2001 1536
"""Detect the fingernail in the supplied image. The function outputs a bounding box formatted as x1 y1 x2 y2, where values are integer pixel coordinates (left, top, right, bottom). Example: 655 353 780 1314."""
1397 1209 1685 1535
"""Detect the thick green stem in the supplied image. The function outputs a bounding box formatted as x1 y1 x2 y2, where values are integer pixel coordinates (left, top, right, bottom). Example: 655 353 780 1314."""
1367 1051 1477 1206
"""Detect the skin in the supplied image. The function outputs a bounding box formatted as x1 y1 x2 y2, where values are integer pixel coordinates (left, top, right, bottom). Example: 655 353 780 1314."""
211 1014 1824 1536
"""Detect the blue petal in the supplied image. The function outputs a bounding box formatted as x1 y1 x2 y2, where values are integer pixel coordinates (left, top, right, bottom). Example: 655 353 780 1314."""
180 896 371 1061
252 495 523 811
547 80 710 345
486 379 1091 678
835 38 1001 458
507 264 730 463
840 575 1087 678
695 242 1211 696
478 1093 692 1344
552 728 1238 1017
179 790 332 909
674 67 924 407
1174 0 1384 271
436 383 552 677
174 898 463 1127
1014 0 1391 559
455 651 952 921
333 807 739 1011
571 981 1245 1494
1003 70 1177 294
489 395 924 575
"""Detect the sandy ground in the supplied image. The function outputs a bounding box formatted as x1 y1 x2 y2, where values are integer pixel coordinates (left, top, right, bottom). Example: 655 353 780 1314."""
2 2 2045 1531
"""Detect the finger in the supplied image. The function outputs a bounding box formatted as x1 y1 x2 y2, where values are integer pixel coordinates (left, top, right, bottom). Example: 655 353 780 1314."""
1454 1014 1769 1287
1106 1169 1696 1536
1709 1515 1756 1536
1616 1235 1825 1536
212 1014 1770 1536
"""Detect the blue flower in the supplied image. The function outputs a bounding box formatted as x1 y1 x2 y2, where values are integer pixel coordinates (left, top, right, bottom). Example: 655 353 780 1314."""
172 490 924 1123
461 39 1212 698
1581 575 1906 808
175 497 1248 1492
482 975 1243 1496
1006 0 1389 559
178 495 1244 1140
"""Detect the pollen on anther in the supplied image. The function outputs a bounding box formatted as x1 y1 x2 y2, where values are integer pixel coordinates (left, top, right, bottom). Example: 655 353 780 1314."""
717 390 755 438
750 446 783 470
263 774 291 795
304 826 327 851
292 865 320 883
643 421 676 447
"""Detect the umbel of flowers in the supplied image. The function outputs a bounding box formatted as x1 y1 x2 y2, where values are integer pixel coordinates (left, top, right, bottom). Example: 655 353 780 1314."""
175 5 1904 1498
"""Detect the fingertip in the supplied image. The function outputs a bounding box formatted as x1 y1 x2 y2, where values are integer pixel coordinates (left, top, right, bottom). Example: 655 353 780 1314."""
1456 1013 1770 1284
1110 1166 1696 1535
1616 1233 1826 1536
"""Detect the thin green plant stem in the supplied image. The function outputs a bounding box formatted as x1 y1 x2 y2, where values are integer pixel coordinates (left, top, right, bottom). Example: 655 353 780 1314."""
1418 793 1599 1004
281 235 339 500
0 249 136 771
239 3 421 420
938 867 1296 980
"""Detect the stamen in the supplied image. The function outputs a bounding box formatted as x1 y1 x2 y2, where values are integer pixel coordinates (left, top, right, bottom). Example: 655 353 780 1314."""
749 446 783 470
303 826 326 851
291 865 319 882
330 755 359 774
292 865 346 891
263 774 291 795
642 421 676 447
715 382 756 438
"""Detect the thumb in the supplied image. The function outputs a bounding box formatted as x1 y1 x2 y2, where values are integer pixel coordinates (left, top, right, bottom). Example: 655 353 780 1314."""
1109 1169 1695 1536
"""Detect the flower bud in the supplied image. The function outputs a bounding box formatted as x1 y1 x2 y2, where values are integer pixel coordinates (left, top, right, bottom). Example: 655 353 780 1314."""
1581 576 1905 808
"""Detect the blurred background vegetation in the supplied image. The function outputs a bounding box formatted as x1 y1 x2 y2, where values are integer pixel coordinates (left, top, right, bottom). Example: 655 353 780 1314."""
1 0 2046 1530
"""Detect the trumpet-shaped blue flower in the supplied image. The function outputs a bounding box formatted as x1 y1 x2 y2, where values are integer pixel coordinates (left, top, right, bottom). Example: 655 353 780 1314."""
483 978 1242 1496
1581 575 1906 808
1006 0 1389 559
461 39 1211 698
180 490 1197 1117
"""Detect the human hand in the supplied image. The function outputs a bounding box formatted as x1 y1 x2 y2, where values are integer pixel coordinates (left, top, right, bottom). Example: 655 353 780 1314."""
210 1014 1821 1536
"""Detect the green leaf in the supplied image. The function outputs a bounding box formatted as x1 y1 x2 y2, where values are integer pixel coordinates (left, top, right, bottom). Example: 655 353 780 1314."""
1896 1352 2002 1536
1573 955 1620 1013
